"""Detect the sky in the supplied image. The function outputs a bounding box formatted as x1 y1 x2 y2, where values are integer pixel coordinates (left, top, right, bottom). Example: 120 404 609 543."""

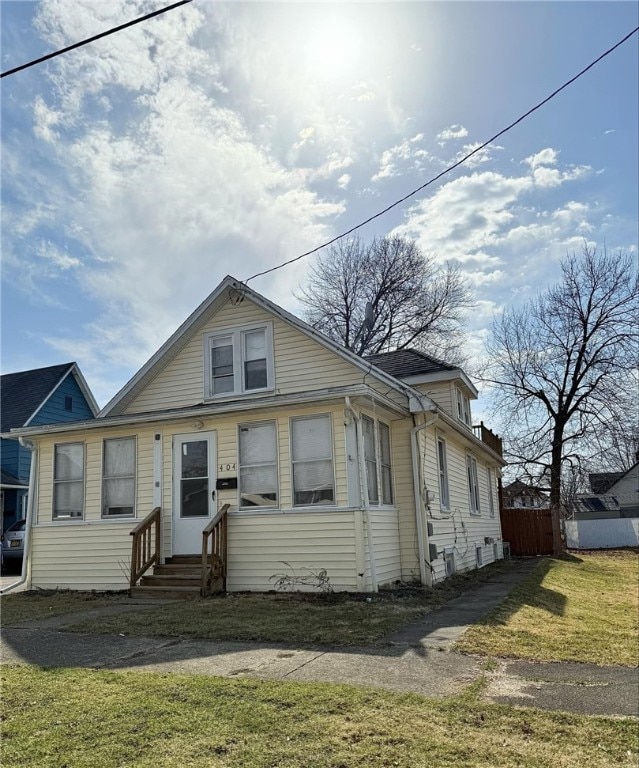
1 1 638 410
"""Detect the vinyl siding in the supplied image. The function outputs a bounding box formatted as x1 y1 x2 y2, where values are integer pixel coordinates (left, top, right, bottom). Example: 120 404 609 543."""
227 511 358 591
364 508 402 589
426 426 503 583
30 523 134 590
30 374 95 426
391 417 421 581
1 438 31 482
124 298 364 414
412 381 456 417
29 404 355 591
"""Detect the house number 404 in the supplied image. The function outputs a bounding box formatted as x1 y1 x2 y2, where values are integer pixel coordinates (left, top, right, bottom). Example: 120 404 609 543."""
219 463 236 472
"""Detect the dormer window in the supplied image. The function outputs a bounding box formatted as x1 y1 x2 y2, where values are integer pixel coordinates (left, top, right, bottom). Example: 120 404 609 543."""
456 387 471 427
204 322 274 399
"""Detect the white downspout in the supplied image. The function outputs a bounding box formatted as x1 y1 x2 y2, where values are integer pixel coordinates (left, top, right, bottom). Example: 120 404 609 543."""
1 438 37 595
345 396 378 592
411 411 438 587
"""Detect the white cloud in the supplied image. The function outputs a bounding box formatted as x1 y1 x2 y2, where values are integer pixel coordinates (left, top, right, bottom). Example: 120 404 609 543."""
436 124 469 143
371 133 435 182
525 147 558 169
337 174 351 189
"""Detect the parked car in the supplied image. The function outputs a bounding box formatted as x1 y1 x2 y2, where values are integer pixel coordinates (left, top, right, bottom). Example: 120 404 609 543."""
1 518 25 570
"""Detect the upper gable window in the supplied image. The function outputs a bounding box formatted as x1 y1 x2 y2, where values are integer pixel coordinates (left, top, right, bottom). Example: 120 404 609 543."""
204 323 274 399
456 387 471 427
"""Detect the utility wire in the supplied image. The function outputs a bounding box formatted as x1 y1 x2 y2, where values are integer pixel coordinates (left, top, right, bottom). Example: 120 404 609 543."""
245 25 639 284
1 0 193 78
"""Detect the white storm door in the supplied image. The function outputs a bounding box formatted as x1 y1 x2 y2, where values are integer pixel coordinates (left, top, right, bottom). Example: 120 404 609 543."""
172 432 216 555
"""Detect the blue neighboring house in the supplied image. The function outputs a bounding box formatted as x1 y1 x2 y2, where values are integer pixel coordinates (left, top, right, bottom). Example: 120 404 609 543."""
1 363 98 531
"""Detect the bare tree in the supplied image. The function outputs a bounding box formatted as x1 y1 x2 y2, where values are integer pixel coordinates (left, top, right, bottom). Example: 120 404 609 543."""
485 244 638 554
299 236 470 359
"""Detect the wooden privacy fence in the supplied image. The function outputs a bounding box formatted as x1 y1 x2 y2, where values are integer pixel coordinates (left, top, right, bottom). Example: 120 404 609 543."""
500 507 554 556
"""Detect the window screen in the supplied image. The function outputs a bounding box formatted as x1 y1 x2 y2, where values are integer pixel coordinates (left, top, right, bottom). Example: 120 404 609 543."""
53 443 84 519
291 415 335 506
362 416 378 504
102 437 135 518
211 335 234 395
243 329 267 390
239 422 278 508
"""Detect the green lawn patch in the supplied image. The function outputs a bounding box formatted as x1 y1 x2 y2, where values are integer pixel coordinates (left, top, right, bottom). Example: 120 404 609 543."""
456 551 639 666
2 666 636 768
1 590 126 626
68 591 432 645
65 559 517 645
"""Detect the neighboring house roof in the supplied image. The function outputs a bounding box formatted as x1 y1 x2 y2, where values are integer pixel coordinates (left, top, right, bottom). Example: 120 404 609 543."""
0 362 99 432
573 495 620 515
0 468 28 487
589 471 627 495
503 479 548 496
364 349 455 378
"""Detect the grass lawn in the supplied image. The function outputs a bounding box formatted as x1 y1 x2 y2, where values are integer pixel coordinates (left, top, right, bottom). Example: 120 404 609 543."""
0 590 126 626
64 559 516 645
456 551 639 666
2 666 637 768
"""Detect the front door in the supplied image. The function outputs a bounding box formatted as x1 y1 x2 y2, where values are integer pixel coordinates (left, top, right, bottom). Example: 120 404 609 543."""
172 432 216 555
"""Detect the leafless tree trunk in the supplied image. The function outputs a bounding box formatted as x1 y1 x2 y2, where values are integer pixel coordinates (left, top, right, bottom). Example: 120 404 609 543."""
485 244 638 555
298 236 471 360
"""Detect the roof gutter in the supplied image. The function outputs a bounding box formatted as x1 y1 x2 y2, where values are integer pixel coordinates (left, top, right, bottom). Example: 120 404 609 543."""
1 438 37 595
5 385 409 440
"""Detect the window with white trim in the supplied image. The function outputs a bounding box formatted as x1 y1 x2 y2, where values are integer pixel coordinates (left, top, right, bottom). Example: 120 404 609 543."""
204 323 273 398
456 387 471 427
239 421 278 509
102 437 136 518
53 443 84 519
467 454 481 515
475 543 484 568
361 416 394 506
291 414 335 506
487 467 495 517
378 422 393 505
362 416 378 504
437 437 450 510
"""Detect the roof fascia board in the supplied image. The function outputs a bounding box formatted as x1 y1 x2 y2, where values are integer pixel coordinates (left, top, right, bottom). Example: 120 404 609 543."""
23 364 74 427
5 384 395 439
0 483 29 489
71 365 100 416
401 370 479 398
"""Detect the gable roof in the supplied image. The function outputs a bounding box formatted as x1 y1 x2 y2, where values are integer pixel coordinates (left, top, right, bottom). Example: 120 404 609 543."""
589 471 627 495
503 479 548 496
364 349 456 378
0 362 99 433
100 275 436 418
1 468 29 487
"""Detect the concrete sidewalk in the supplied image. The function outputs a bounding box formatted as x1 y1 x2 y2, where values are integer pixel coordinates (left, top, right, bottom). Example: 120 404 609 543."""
2 558 637 717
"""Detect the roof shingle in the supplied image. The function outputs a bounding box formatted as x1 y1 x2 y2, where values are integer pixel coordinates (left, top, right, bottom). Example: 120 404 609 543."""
0 363 74 433
364 349 455 379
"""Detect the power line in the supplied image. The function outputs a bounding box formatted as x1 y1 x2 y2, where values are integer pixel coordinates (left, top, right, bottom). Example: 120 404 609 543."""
1 0 194 79
245 25 639 285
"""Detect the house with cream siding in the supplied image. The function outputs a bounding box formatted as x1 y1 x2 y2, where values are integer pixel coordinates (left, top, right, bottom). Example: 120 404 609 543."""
3 276 505 595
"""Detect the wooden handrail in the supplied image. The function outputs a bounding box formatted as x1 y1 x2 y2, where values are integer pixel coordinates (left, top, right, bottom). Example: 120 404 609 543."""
201 504 229 597
129 506 161 588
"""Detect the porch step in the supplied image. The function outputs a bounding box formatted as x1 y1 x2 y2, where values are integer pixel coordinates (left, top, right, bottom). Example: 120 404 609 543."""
130 585 200 599
165 555 201 565
153 564 201 576
140 574 201 588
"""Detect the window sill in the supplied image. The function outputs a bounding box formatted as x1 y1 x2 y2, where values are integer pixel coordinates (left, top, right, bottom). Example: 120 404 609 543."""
230 506 359 517
203 388 274 403
36 518 139 527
